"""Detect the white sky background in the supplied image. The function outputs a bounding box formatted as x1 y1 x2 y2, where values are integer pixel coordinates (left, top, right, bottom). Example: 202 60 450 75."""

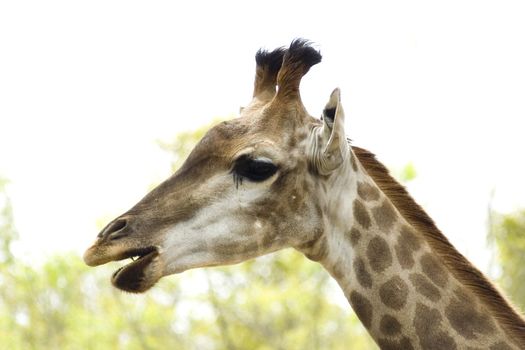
1 0 524 274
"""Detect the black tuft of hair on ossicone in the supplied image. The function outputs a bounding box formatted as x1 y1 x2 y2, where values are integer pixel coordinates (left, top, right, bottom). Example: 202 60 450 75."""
286 38 322 70
255 47 287 75
273 39 322 99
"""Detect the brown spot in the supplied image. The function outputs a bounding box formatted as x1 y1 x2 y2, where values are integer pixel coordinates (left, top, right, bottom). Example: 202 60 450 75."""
366 236 392 273
347 227 362 246
332 262 345 280
377 337 414 350
445 289 495 340
379 276 408 310
379 314 402 336
420 253 448 288
357 181 380 201
413 303 457 350
349 291 373 329
395 225 422 269
353 257 372 288
372 199 398 231
409 273 441 302
490 342 513 350
353 199 371 229
351 153 358 171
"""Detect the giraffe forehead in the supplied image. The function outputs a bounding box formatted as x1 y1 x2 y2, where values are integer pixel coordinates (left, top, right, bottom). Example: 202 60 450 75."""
189 116 309 163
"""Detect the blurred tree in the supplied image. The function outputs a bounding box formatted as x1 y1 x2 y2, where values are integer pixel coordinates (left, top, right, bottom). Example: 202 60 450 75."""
488 209 525 313
158 117 227 172
0 178 189 349
0 177 18 266
391 162 417 183
0 254 194 349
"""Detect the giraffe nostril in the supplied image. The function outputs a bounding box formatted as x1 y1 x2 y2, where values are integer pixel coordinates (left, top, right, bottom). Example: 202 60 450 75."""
99 218 128 240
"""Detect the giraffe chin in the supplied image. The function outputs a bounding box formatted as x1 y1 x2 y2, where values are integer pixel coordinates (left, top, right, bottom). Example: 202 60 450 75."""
111 249 163 293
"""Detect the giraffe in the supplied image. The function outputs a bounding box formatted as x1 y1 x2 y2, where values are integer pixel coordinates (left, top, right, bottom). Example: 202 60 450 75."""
83 39 525 349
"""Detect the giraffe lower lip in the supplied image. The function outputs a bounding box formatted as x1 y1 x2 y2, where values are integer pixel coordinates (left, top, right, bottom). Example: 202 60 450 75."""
111 248 159 293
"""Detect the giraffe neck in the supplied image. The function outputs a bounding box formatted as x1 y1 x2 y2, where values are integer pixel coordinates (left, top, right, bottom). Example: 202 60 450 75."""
307 151 521 350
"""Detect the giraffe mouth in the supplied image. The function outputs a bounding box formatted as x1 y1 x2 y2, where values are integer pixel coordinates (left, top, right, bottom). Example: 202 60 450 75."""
110 246 163 293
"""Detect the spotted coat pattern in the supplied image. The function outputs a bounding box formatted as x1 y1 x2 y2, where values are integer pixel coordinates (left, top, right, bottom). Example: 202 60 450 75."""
313 155 519 349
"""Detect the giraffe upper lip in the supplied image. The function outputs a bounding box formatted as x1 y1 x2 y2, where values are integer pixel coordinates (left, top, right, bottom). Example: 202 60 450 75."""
119 246 157 261
83 244 157 267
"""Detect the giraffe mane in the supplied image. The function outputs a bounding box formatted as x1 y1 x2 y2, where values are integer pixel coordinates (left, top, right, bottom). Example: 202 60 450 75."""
352 145 525 345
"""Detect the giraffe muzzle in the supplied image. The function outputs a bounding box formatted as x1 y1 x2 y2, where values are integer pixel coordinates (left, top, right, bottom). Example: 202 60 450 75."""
83 243 164 293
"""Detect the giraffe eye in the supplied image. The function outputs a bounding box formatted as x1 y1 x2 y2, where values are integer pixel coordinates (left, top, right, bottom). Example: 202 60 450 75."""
232 155 278 183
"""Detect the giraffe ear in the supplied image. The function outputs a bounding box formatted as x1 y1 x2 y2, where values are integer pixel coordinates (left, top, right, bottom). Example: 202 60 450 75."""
312 88 349 175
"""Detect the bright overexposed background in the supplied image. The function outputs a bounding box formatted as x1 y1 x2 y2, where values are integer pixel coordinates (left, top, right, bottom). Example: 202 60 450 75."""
1 0 524 275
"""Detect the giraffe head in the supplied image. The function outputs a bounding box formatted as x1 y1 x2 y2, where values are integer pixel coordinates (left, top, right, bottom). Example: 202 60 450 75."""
83 40 351 293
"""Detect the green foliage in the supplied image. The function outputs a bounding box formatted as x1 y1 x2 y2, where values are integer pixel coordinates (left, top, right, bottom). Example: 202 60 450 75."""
399 162 417 183
0 254 188 350
391 162 417 183
0 177 17 266
0 254 375 349
157 117 229 172
489 209 525 312
200 252 375 350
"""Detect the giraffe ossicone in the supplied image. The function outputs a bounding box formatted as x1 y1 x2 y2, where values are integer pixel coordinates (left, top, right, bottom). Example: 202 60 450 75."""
84 39 525 349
